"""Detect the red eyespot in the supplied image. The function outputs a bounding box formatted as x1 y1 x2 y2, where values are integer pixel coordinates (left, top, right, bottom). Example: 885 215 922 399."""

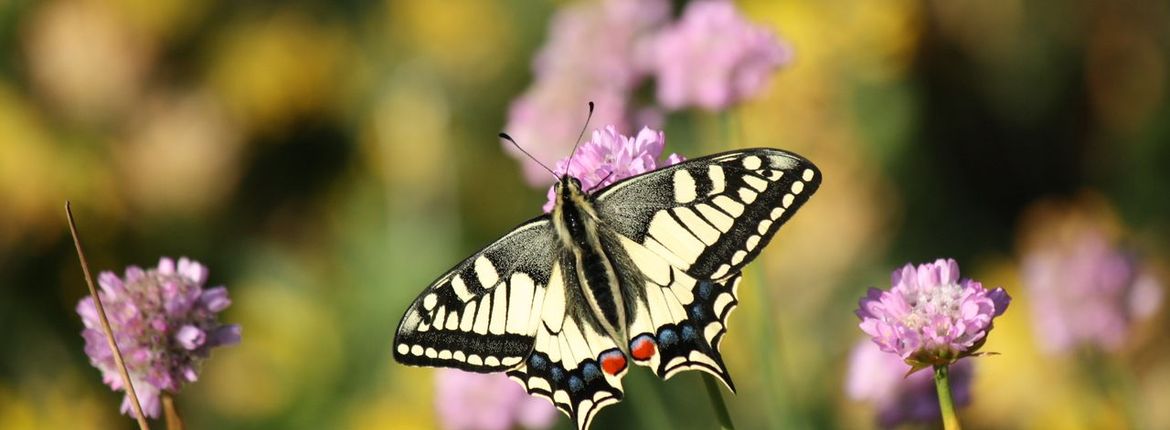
630 335 656 361
600 350 627 375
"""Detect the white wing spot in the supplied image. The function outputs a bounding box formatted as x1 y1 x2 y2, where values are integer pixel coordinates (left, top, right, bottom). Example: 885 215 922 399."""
445 311 460 330
757 219 772 235
766 170 783 181
411 345 424 356
673 169 697 204
714 294 734 316
507 273 535 334
708 165 726 195
473 295 492 334
439 349 452 360
425 347 438 358
648 211 705 264
738 188 757 204
771 207 785 219
502 356 522 367
711 264 730 279
713 195 744 216
474 256 499 289
791 181 805 195
423 293 438 310
744 175 768 192
746 235 760 251
468 354 483 366
782 194 794 208
489 287 508 335
460 302 477 332
485 356 500 367
803 168 815 181
451 275 473 301
453 351 466 362
731 250 747 265
742 156 762 170
396 344 408 355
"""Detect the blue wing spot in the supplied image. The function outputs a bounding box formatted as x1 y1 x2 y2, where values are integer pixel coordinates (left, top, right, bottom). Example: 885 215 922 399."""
582 362 602 382
682 324 699 341
697 281 714 300
529 354 548 371
658 328 679 347
550 366 565 383
568 375 585 393
689 304 705 320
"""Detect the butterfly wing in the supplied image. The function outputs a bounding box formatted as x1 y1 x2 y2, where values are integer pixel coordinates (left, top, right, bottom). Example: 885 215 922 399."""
507 253 629 430
593 148 821 281
592 148 819 388
394 216 557 372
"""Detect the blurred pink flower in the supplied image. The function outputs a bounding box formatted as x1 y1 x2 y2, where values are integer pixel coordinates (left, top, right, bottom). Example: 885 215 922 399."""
504 0 670 185
543 125 683 212
846 340 973 429
649 0 792 111
77 257 240 418
435 369 557 430
856 259 1010 367
1022 227 1163 354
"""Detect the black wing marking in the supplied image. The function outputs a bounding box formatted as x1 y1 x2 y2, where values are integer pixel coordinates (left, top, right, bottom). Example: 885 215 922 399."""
394 216 556 372
506 256 629 430
592 148 821 280
608 231 741 390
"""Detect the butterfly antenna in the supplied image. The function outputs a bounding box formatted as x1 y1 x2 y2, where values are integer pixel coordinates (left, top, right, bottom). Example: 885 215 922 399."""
499 132 557 180
565 101 594 176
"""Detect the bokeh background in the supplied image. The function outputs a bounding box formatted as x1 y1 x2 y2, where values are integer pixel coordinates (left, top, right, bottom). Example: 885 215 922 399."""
1 0 1168 429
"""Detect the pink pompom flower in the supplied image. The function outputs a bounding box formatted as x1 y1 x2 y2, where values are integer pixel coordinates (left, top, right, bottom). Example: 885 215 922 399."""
435 369 558 430
542 125 683 212
77 257 241 418
856 258 1010 369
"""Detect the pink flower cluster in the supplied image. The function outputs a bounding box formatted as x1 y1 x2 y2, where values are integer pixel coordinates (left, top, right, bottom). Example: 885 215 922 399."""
435 369 557 430
542 125 683 212
77 257 240 418
506 0 790 185
856 259 1010 365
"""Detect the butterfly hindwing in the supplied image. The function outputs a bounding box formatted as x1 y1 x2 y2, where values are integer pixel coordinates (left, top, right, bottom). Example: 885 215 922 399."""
593 148 821 280
394 216 556 372
508 254 628 430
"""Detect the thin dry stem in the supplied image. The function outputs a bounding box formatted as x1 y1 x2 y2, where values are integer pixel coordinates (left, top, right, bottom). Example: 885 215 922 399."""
163 392 184 430
67 202 151 430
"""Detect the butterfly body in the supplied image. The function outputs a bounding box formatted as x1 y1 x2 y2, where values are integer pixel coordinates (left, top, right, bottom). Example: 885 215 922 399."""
395 148 820 429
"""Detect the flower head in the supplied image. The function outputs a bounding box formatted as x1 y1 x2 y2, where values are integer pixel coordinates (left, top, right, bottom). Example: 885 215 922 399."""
77 257 240 418
435 369 557 430
1022 224 1163 354
846 340 973 428
649 0 792 111
504 0 670 185
543 125 683 212
856 259 1010 368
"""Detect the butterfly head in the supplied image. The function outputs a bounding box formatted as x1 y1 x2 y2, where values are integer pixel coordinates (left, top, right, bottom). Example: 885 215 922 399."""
555 175 584 199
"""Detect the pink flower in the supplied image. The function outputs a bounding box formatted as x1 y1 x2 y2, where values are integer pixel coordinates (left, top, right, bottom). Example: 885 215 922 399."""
435 369 557 430
542 125 683 212
77 257 240 418
649 0 792 111
846 340 973 428
856 259 1010 367
1022 227 1163 354
504 0 670 185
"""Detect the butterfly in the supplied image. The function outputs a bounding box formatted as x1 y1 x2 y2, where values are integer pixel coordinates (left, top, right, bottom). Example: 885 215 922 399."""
394 147 820 429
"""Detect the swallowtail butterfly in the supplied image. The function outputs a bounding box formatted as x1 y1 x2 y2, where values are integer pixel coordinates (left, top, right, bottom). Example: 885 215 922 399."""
394 146 820 429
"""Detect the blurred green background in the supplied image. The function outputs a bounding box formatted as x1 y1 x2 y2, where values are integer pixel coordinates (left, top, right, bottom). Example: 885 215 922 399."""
1 0 1168 429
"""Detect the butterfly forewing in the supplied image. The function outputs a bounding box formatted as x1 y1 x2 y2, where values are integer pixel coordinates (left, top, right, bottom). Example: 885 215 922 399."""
394 216 556 372
592 148 821 280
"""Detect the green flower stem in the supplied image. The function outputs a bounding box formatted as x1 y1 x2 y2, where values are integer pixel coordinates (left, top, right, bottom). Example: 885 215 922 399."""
933 365 962 430
702 373 736 430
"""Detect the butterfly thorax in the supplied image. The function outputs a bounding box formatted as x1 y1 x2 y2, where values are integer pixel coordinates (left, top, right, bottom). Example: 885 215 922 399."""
551 175 630 352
